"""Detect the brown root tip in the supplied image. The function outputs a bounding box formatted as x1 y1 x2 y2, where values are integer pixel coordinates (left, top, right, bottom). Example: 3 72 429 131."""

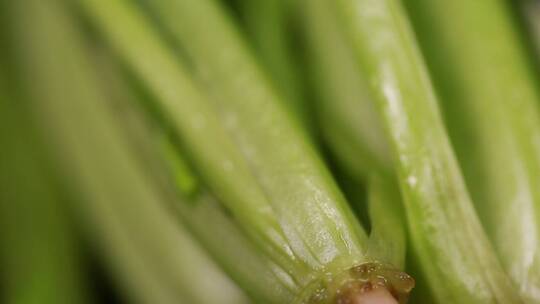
335 281 398 304
299 262 414 304
345 288 398 304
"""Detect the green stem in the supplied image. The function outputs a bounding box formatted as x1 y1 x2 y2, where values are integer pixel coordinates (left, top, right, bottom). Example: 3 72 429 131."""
334 0 522 302
404 0 540 301
303 0 407 279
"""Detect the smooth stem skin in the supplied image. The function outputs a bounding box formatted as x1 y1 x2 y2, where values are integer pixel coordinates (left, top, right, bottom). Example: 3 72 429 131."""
303 0 392 178
240 0 308 128
93 56 297 303
302 0 406 269
79 0 370 297
404 1 540 301
334 0 522 303
0 89 88 304
303 7 412 302
11 1 250 303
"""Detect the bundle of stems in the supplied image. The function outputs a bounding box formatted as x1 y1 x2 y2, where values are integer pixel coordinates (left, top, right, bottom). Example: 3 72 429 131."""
4 0 540 302
74 0 414 302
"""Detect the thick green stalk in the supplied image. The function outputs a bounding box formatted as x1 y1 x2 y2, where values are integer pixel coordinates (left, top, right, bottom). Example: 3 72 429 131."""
76 0 397 302
303 0 407 275
404 0 540 302
334 0 522 302
10 1 249 303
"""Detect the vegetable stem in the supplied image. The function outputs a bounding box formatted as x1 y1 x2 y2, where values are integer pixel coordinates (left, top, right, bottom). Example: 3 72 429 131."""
404 0 540 301
333 0 522 302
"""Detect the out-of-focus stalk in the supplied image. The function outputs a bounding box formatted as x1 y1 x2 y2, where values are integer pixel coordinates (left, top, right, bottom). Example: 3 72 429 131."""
404 0 540 302
91 53 296 303
333 0 522 302
9 1 249 303
0 85 89 304
79 0 307 279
